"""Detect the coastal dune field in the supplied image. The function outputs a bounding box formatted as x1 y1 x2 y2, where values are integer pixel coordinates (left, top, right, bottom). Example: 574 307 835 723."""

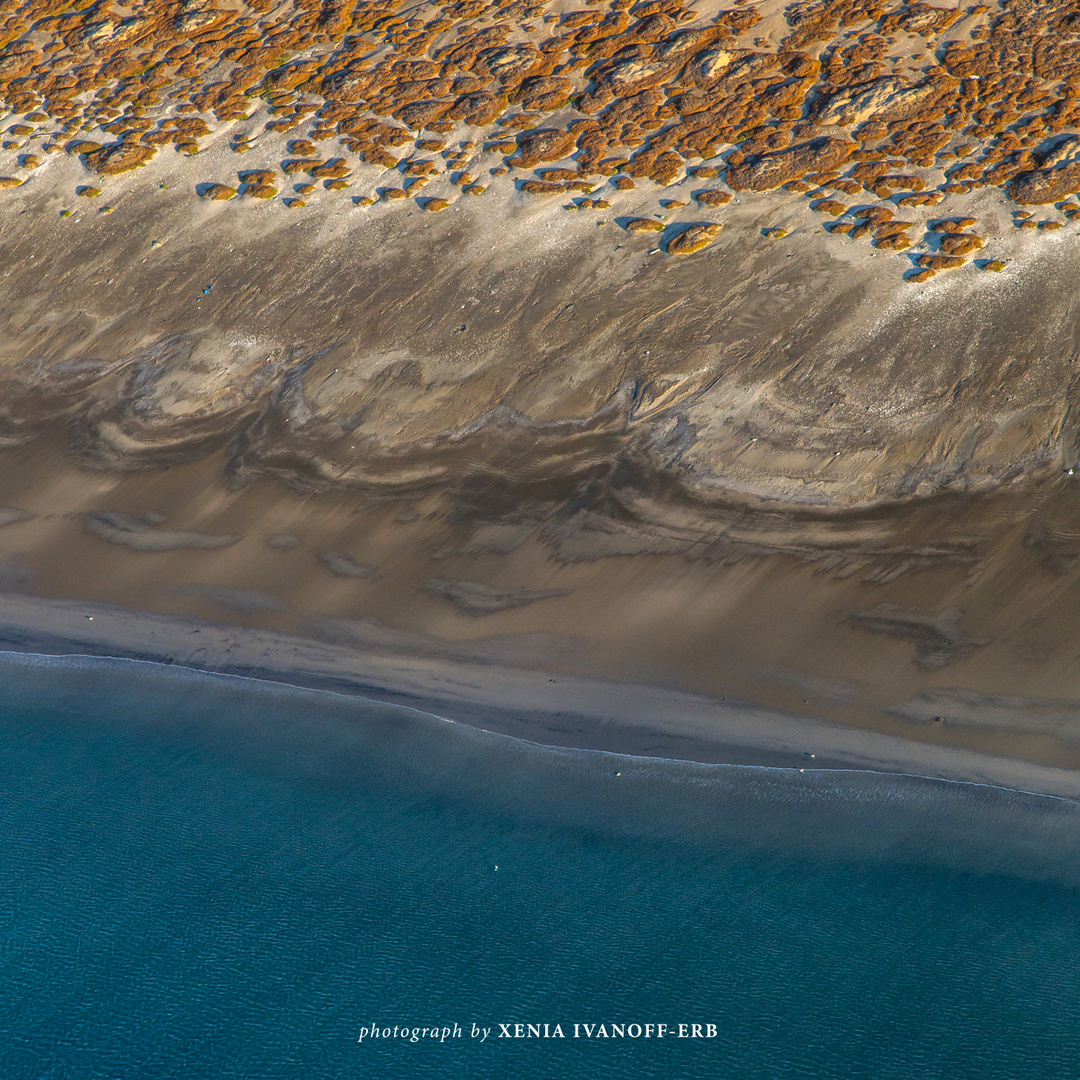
4 2 1080 1073
4 0 1080 799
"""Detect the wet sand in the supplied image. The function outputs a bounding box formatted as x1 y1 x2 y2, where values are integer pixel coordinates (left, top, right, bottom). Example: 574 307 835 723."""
4 434 1080 799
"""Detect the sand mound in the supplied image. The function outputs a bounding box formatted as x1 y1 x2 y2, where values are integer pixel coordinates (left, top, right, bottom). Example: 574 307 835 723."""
423 578 571 615
84 513 239 552
667 222 723 254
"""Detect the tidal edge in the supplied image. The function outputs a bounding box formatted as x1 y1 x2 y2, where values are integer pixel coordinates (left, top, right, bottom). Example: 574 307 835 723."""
3 592 1080 801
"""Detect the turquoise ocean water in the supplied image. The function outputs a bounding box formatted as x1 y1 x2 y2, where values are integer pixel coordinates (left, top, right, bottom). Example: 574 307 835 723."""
0 652 1078 1079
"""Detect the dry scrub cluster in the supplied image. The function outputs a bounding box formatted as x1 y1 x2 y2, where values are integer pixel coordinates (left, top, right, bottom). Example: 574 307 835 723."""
4 0 1080 265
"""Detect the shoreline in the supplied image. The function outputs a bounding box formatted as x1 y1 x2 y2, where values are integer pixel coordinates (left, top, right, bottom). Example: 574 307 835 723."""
3 592 1080 802
12 648 1080 810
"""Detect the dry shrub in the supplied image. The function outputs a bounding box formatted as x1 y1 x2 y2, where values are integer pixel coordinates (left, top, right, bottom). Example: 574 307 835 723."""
520 179 566 194
938 233 983 256
917 254 965 270
623 217 665 232
667 222 723 253
199 183 237 200
239 170 277 184
83 142 156 174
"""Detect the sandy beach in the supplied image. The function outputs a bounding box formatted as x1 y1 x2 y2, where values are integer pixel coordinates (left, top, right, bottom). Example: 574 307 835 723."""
5 0 1080 800
4 580 1080 800
4 427 1080 799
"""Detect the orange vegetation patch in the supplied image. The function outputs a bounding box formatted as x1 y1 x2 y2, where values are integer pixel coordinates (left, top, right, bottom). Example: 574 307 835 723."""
310 159 352 178
243 183 278 199
520 179 567 195
199 183 238 200
728 139 853 192
917 254 965 271
937 233 983 257
1 0 1079 236
667 222 723 254
83 143 155 175
622 216 664 232
930 218 977 234
513 128 578 168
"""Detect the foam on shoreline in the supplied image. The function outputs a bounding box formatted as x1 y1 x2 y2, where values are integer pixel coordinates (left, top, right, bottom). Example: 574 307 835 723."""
3 591 1079 801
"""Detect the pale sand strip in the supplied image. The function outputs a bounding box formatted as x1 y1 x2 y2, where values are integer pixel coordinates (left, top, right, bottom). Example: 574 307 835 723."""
1 593 1079 801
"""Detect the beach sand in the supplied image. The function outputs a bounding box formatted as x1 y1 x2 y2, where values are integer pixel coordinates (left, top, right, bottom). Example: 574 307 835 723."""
4 435 1080 800
6 3 1080 801
5 590 1080 801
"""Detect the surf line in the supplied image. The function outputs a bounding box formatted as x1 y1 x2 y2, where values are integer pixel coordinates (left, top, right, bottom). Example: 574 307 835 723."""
2 648 1079 808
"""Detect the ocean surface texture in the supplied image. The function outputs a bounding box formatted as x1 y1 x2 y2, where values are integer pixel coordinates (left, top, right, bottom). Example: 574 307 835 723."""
0 653 1077 1079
